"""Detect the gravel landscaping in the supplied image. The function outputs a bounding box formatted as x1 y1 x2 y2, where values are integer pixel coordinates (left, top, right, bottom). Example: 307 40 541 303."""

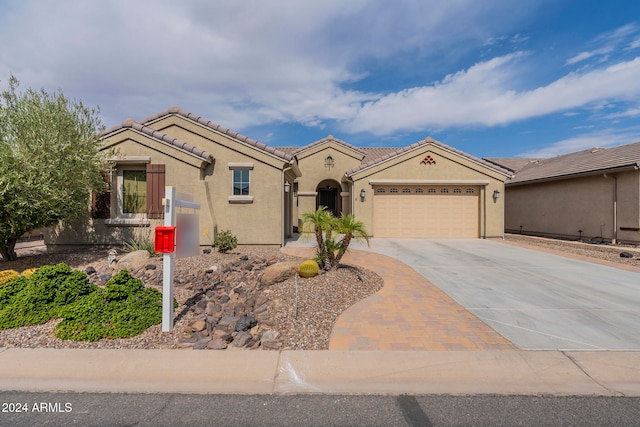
0 244 382 350
2 234 638 351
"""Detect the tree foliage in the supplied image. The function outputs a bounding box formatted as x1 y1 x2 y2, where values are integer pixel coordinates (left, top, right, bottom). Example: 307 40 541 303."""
0 75 105 261
301 207 369 271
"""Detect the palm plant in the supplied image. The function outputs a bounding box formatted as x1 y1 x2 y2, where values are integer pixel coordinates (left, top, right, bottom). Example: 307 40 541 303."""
332 213 369 269
301 206 333 268
301 208 369 271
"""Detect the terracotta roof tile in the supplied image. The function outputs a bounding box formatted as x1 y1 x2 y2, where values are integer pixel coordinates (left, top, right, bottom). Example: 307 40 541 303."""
345 137 512 176
506 141 640 184
139 107 293 162
100 120 213 162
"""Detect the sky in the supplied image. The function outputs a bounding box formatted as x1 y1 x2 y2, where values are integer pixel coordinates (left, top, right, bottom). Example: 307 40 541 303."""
1 1 640 159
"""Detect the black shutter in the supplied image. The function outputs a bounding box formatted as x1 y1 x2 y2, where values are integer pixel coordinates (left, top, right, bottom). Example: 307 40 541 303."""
91 171 111 219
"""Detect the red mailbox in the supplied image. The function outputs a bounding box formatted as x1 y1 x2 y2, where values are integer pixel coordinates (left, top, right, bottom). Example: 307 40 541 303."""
154 226 176 253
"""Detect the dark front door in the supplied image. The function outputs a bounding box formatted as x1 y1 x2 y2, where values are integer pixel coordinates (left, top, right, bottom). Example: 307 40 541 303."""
318 187 338 216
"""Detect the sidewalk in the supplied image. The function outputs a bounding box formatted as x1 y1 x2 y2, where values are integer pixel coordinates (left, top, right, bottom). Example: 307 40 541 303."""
1 239 639 396
0 347 639 395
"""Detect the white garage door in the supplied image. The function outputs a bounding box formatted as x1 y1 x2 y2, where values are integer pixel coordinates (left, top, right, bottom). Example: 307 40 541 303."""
373 185 480 238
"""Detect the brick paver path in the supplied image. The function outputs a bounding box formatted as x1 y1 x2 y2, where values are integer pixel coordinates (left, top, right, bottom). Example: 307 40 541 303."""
282 247 515 351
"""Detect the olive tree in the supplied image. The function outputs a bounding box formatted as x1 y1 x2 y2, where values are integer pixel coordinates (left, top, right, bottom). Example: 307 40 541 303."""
0 75 105 261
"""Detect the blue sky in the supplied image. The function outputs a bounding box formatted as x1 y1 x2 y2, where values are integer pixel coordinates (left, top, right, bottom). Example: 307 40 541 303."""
1 1 639 159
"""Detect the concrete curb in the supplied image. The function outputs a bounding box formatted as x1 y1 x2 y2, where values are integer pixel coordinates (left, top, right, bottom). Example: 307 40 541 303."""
1 348 638 395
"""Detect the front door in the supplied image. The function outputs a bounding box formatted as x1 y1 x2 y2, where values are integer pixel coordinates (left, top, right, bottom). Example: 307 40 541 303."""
318 187 338 216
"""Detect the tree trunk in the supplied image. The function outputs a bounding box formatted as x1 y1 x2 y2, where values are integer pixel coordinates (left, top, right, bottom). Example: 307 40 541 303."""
332 234 352 270
0 238 18 261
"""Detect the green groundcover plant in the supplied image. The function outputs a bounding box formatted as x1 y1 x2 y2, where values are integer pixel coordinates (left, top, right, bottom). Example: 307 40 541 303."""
0 263 165 341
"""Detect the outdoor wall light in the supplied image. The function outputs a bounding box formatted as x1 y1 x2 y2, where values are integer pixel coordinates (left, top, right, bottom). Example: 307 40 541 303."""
360 188 366 201
493 189 501 200
284 183 291 193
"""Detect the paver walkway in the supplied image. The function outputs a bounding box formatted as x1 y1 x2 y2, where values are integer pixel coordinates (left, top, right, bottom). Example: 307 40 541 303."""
281 247 515 351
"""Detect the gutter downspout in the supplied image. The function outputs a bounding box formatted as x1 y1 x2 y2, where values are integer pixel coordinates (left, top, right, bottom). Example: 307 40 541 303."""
282 166 293 247
603 173 618 244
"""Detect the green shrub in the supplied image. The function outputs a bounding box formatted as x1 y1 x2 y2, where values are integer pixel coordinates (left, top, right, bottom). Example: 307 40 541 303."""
214 229 238 253
55 270 163 341
21 268 37 278
0 263 97 329
0 264 165 341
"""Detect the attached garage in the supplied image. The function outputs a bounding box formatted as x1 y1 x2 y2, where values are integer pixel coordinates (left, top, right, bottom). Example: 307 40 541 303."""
372 185 481 238
346 137 512 239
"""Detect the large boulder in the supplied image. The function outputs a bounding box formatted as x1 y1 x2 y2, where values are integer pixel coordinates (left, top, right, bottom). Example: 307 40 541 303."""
260 261 299 286
116 250 151 272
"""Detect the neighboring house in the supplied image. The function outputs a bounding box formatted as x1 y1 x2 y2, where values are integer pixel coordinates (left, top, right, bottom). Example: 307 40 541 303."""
46 107 511 251
486 141 640 244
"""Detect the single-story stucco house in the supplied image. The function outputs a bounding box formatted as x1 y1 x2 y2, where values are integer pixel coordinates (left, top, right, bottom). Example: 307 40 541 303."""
486 140 640 244
46 107 511 251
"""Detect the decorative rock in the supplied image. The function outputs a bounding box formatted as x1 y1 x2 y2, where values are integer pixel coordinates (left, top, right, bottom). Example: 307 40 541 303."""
193 337 212 350
145 264 157 270
235 314 257 332
240 255 249 261
207 338 228 350
203 248 212 254
233 331 252 347
99 274 112 284
191 320 207 332
620 251 634 258
117 250 151 272
85 266 97 275
260 261 299 286
206 265 218 273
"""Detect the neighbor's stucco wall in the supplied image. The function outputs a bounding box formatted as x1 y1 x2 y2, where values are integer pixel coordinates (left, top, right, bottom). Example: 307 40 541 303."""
505 171 640 243
350 144 507 238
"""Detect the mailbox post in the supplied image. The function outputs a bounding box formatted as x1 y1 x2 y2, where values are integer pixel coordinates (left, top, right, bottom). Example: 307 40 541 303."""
156 187 200 332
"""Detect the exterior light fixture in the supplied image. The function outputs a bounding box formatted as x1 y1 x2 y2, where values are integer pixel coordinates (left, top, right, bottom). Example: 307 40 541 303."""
360 188 366 201
493 189 500 200
284 183 291 193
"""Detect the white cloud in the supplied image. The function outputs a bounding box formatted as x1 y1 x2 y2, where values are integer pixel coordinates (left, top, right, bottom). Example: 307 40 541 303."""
518 129 640 157
0 0 543 129
345 55 640 135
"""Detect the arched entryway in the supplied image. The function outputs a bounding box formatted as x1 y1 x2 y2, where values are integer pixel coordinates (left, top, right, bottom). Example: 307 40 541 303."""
316 179 342 216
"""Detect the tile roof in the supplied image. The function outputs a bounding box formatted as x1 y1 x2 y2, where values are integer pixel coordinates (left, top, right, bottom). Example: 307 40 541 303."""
101 119 213 162
278 135 366 158
344 137 512 177
505 141 640 185
483 158 542 173
140 106 294 162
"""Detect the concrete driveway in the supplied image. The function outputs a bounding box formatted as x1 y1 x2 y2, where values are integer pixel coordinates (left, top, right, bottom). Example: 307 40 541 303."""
350 238 640 350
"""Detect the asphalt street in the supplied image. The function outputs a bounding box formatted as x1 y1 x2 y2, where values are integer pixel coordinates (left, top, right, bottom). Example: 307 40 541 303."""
1 392 639 426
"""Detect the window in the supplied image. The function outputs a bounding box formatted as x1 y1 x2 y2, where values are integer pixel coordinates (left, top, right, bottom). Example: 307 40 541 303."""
233 169 250 195
440 188 449 193
376 188 386 193
453 188 462 193
428 188 436 193
122 170 147 214
402 188 411 193
416 188 424 193
466 188 475 194
390 188 398 193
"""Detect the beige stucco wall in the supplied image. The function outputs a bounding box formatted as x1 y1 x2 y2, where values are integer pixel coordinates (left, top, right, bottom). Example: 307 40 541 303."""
505 171 640 243
349 144 507 238
292 140 363 229
47 115 294 250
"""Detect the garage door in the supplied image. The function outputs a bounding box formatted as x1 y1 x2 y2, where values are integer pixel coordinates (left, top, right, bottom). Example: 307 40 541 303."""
373 185 480 238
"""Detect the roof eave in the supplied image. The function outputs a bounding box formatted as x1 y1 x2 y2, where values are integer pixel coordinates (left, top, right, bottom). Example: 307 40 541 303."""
507 163 640 187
